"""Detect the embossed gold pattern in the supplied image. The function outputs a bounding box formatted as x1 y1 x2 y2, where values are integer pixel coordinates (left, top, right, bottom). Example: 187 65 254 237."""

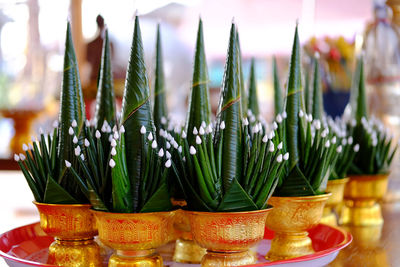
342 174 388 226
321 178 349 226
173 209 206 263
93 210 176 267
265 194 330 261
187 208 272 267
34 202 101 267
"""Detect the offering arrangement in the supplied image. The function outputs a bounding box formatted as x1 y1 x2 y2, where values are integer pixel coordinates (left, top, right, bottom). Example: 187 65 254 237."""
4 11 398 267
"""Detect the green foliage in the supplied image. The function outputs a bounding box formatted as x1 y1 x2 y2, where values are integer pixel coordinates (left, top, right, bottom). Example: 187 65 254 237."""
67 17 172 213
273 57 284 116
247 58 260 117
186 18 212 145
348 58 397 175
94 29 116 130
311 57 324 121
16 123 87 204
236 30 247 117
153 24 168 140
275 26 338 196
171 23 286 212
16 22 87 204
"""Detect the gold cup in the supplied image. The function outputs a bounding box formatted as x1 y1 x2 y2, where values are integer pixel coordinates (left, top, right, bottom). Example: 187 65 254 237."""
93 210 176 267
342 174 388 226
173 209 206 263
265 194 331 261
187 208 272 267
34 202 101 267
321 178 349 226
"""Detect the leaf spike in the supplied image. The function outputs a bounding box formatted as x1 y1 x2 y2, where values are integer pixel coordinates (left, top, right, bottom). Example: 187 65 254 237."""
285 24 302 169
94 28 116 130
186 17 211 145
58 21 86 178
311 56 323 120
120 15 154 212
273 56 283 116
247 58 259 117
153 23 168 134
355 57 368 123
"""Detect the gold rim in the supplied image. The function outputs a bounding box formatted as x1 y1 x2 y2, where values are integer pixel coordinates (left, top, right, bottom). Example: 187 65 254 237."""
269 193 332 203
33 201 92 208
348 174 389 181
328 177 349 185
91 209 176 216
186 206 273 216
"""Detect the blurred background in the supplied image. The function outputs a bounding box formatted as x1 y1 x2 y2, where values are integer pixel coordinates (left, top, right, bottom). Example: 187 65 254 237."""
0 0 376 161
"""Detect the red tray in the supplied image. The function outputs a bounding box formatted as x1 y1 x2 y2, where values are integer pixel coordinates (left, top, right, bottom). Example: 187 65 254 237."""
0 222 351 267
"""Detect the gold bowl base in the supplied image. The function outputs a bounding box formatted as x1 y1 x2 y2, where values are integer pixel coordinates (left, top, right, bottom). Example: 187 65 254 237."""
321 207 338 226
341 201 383 226
109 249 163 267
265 232 314 261
321 178 349 226
201 250 255 267
342 174 388 226
173 238 206 263
265 194 330 261
47 238 101 266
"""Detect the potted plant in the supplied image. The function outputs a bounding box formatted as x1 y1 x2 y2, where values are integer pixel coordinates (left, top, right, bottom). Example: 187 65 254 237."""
14 23 101 267
265 26 338 261
341 58 397 226
307 55 359 226
66 17 175 267
169 19 210 264
170 22 287 267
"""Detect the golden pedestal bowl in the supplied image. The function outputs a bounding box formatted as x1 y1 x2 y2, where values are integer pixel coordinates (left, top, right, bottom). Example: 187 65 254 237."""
321 178 349 226
342 174 388 226
33 202 101 267
187 208 272 267
265 194 331 261
93 210 175 267
173 209 206 263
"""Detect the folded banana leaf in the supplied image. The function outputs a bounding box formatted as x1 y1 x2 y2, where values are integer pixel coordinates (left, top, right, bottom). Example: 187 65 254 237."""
273 57 283 116
304 60 312 114
49 22 86 204
275 165 315 196
247 58 259 117
94 29 116 130
186 18 211 144
153 24 168 134
285 25 301 170
217 178 257 211
311 57 323 120
354 59 368 123
120 16 167 213
236 30 247 116
215 23 243 194
140 182 172 212
43 175 78 204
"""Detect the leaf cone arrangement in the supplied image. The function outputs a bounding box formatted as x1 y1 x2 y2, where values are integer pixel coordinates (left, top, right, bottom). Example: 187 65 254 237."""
153 24 169 143
307 54 360 180
171 22 288 212
107 17 172 213
15 23 88 204
65 28 116 211
274 26 340 196
273 57 284 117
347 58 397 175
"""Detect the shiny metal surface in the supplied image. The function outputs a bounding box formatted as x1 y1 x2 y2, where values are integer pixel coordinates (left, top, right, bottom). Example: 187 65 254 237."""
329 202 400 267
